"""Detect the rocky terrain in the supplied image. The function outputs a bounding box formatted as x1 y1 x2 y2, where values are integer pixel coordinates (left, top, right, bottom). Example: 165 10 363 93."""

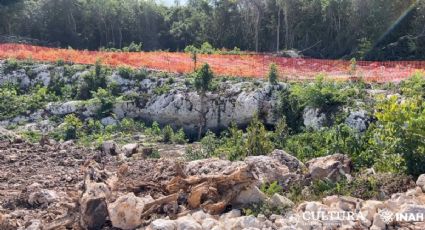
1 128 425 230
1 60 425 229
0 60 371 137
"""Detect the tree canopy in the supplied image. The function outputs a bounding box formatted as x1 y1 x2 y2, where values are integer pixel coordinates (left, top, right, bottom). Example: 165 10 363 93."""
0 0 424 60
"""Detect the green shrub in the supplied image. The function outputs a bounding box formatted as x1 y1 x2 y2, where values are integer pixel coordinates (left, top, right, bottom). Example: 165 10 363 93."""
194 63 214 92
91 88 116 118
134 69 148 80
162 125 174 143
119 118 145 132
173 128 188 144
150 121 161 136
95 59 103 77
275 87 304 133
153 85 170 95
268 63 279 85
369 95 425 176
291 75 352 111
21 131 42 143
271 117 289 149
63 114 83 140
3 59 20 74
400 71 425 98
0 86 56 120
217 123 246 161
149 149 161 159
48 71 66 97
118 66 133 79
283 124 366 163
185 146 209 161
77 70 107 100
260 181 283 197
122 42 142 52
107 81 122 96
200 42 215 54
56 59 65 66
245 115 273 157
242 202 286 217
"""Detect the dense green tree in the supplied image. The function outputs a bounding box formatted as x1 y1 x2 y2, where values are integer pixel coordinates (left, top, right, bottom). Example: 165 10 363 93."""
0 0 423 60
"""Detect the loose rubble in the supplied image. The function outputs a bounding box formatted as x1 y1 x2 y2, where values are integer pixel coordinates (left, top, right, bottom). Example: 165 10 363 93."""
1 134 425 229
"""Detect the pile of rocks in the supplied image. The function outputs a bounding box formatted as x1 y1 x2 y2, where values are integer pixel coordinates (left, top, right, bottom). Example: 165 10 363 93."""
149 185 425 230
1 134 424 230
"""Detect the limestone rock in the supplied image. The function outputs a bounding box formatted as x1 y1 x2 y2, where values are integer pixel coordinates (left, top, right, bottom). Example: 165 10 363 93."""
100 116 117 126
149 219 176 230
245 155 298 186
416 174 425 192
122 143 139 157
270 149 306 173
346 110 369 132
219 209 241 221
360 200 385 226
303 107 327 130
233 185 267 205
184 158 245 176
201 218 218 230
28 189 58 207
47 101 81 115
101 140 117 155
25 219 42 230
305 153 352 182
108 193 145 230
268 193 294 209
191 210 207 223
176 216 202 230
398 204 425 220
236 216 262 229
371 212 387 230
80 182 110 230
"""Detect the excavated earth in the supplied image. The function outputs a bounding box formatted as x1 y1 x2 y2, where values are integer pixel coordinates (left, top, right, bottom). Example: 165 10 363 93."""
2 131 425 230
0 136 179 229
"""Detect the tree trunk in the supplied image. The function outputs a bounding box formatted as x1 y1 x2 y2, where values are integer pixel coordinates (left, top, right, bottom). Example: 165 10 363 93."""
284 3 289 49
255 12 260 52
276 7 281 52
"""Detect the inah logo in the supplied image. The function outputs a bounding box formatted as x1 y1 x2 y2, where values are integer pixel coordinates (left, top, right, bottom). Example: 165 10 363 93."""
378 209 394 224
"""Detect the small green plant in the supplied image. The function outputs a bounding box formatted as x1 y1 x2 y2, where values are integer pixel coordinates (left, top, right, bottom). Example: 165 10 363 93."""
21 131 42 143
173 128 188 144
95 59 103 77
217 123 246 161
122 42 142 52
245 115 273 157
91 88 116 118
77 70 107 100
134 69 148 80
260 181 283 197
56 59 65 66
184 45 198 71
118 66 133 79
185 145 209 161
63 114 83 140
271 117 289 149
149 149 161 159
4 59 20 73
153 85 170 95
150 121 161 136
268 63 279 85
162 125 174 143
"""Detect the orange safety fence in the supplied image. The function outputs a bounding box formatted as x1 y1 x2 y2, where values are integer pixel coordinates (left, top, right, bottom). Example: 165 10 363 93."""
1 43 424 82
